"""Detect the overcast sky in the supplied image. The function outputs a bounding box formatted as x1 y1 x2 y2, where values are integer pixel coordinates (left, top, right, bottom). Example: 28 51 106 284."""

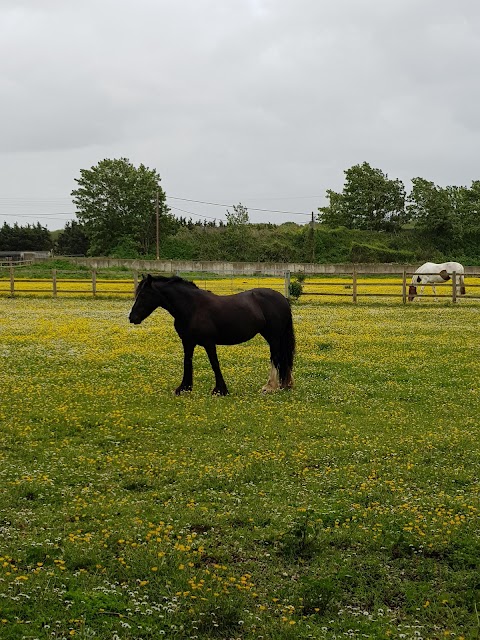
1 0 480 229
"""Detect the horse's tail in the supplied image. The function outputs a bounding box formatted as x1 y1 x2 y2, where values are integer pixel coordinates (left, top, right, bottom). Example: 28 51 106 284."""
274 309 295 388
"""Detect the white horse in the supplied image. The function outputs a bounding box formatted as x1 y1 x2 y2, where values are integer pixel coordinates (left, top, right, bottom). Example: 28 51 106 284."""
408 261 466 302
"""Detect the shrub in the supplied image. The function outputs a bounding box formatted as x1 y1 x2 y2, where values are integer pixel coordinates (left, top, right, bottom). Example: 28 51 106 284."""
289 280 303 300
294 272 307 283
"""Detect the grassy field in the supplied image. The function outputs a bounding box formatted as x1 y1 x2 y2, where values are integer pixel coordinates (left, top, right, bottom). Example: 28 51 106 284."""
1 293 479 639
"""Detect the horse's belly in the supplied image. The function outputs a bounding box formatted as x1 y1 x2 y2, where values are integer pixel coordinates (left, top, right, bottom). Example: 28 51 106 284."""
214 326 259 345
193 319 260 346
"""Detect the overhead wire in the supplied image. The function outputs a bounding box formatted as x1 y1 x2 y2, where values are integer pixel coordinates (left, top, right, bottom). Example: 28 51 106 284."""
167 195 311 216
0 193 318 225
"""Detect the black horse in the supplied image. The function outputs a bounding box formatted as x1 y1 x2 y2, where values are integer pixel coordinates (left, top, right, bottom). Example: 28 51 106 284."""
128 274 295 395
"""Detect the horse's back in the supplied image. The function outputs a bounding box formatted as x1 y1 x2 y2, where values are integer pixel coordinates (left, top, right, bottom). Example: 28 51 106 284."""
442 261 464 274
417 261 464 274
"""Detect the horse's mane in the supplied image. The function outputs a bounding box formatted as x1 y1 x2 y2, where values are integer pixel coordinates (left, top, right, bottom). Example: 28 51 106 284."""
148 275 199 289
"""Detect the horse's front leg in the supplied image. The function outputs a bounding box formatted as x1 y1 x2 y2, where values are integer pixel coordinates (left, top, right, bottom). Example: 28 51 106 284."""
175 340 195 395
204 343 228 396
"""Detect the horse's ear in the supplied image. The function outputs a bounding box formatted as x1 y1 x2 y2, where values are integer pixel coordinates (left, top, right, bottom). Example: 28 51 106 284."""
145 274 153 285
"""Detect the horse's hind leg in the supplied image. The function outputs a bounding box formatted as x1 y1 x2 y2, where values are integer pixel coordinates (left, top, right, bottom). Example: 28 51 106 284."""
262 338 293 393
204 344 228 396
262 361 279 393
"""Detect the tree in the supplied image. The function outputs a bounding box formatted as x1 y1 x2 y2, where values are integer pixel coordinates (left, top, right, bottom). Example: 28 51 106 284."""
0 222 52 251
223 203 252 260
319 162 406 231
71 158 174 256
458 181 480 235
226 202 249 226
318 189 349 227
407 178 462 251
55 221 89 256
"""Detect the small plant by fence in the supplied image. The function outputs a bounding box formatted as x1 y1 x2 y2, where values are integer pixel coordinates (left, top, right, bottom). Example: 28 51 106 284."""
1 267 480 303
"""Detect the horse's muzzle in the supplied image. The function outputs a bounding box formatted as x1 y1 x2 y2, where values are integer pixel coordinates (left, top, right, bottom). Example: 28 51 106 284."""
128 313 141 325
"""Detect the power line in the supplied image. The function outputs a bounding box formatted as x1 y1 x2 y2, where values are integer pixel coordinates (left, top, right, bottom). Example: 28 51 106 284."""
0 212 76 219
231 195 323 201
167 196 311 216
0 194 315 217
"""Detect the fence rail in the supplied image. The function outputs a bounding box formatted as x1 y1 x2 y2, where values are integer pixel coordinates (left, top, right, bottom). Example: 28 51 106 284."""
1 267 480 303
297 269 480 303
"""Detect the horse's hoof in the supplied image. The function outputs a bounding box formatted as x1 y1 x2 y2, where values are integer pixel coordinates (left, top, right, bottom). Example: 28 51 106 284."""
174 386 192 395
212 387 228 396
261 385 275 394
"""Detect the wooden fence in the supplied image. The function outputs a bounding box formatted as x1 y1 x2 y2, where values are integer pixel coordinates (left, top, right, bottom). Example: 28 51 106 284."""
288 269 480 303
0 269 136 297
1 267 480 303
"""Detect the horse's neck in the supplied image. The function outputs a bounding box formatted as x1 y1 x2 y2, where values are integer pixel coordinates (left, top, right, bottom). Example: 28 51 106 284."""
154 283 196 319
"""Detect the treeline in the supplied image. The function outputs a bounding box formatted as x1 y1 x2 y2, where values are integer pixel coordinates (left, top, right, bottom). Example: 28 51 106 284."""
3 159 480 264
319 162 480 259
0 222 52 252
3 219 468 265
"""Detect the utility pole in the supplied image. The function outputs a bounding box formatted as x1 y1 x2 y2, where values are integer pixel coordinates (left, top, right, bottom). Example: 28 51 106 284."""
155 190 160 260
310 211 315 263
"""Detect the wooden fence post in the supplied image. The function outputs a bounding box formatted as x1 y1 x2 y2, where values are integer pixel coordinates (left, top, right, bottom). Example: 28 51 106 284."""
9 264 14 297
284 271 291 299
52 269 57 297
352 269 357 303
452 271 457 303
402 270 407 304
92 270 97 297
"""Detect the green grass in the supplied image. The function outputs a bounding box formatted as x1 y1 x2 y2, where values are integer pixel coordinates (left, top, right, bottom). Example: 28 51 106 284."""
0 259 129 280
0 297 479 639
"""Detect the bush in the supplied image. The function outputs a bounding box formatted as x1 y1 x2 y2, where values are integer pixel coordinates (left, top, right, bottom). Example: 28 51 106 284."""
109 236 141 259
289 280 303 300
294 272 307 283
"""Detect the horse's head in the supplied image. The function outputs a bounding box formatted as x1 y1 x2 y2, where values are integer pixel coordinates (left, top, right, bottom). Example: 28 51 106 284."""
408 285 417 302
129 274 159 324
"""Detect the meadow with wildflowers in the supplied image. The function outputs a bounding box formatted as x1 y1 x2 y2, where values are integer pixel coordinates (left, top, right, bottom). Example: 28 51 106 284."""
1 290 479 639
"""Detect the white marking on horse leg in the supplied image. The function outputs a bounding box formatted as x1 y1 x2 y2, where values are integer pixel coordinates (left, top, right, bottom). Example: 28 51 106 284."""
280 370 294 390
262 363 279 393
417 285 425 301
432 284 438 301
